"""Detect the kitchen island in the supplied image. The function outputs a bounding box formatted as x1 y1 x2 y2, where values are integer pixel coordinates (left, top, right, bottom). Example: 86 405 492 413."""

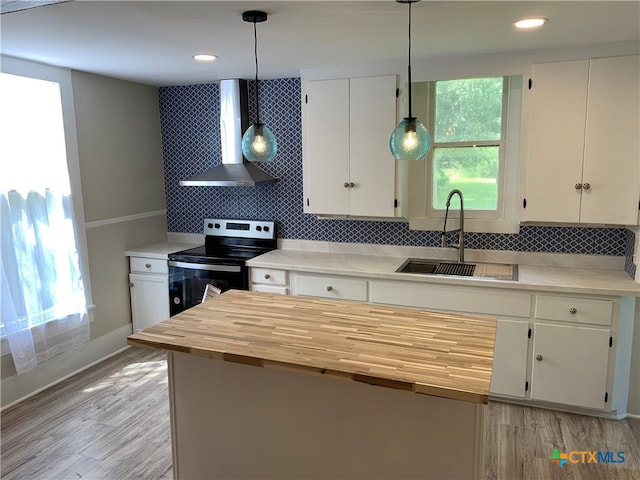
128 289 497 479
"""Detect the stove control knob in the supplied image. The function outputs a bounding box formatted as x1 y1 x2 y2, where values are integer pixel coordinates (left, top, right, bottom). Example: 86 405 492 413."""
208 223 213 229
264 226 270 232
256 226 262 231
214 223 220 229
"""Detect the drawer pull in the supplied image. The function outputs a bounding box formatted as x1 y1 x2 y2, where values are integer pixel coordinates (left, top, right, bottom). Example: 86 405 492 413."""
264 274 271 279
326 285 333 292
536 354 543 361
129 282 134 287
569 307 577 314
145 263 152 269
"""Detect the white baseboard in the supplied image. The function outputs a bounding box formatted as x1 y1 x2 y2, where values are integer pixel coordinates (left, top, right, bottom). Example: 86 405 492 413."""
1 323 133 411
489 395 626 420
626 412 640 420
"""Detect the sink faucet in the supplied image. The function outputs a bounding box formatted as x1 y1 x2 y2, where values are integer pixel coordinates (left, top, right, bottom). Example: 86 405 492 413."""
441 189 465 263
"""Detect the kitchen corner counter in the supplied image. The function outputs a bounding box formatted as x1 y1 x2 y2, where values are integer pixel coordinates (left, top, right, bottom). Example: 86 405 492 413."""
125 241 197 259
247 249 640 297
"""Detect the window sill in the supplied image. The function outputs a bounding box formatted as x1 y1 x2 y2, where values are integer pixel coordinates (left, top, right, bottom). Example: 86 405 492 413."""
408 217 520 234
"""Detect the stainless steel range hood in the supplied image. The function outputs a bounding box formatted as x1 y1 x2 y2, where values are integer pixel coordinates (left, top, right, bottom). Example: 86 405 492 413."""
179 79 278 187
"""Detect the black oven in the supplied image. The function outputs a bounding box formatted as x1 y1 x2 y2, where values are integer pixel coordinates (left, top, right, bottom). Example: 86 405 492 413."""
168 219 276 316
168 261 247 316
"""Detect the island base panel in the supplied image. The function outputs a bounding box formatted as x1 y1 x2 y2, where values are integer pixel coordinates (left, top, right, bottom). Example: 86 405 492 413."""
168 352 485 479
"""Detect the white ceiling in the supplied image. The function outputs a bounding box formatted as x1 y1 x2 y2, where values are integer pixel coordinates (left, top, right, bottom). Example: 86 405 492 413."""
1 1 639 86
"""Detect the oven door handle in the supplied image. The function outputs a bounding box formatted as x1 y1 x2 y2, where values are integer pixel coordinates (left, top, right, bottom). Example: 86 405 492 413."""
168 261 242 273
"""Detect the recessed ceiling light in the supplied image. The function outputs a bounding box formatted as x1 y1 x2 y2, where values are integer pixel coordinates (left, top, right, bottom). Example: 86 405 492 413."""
193 54 218 62
515 18 548 29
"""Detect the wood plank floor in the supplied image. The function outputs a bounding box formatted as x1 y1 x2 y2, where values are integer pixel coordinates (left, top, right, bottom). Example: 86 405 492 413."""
1 347 638 480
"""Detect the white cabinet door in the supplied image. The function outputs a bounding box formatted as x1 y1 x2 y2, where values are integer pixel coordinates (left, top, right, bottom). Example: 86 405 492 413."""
524 56 640 225
581 55 640 225
129 273 169 332
490 319 529 398
303 75 397 217
524 60 589 222
530 323 610 409
349 75 397 217
304 79 350 215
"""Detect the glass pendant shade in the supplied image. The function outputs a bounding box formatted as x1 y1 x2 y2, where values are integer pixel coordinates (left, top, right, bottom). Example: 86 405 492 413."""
389 117 431 161
241 123 277 162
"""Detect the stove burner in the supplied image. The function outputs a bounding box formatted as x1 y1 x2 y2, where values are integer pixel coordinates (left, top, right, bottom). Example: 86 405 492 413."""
168 218 277 265
168 245 269 264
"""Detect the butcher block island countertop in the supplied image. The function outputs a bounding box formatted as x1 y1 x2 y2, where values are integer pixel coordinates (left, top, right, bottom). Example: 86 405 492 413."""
128 289 497 404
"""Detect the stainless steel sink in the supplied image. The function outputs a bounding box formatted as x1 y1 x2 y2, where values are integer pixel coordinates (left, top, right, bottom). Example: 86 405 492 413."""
396 258 518 281
396 259 439 274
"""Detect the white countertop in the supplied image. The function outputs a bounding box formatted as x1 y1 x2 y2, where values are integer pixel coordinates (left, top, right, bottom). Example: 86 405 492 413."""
125 242 198 260
247 249 640 297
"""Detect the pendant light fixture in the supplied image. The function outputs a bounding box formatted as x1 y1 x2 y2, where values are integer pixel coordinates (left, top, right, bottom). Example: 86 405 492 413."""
389 0 431 161
241 10 277 163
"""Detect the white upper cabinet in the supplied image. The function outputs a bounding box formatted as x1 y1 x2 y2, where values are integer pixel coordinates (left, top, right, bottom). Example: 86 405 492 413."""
523 55 639 225
581 56 640 224
303 75 398 217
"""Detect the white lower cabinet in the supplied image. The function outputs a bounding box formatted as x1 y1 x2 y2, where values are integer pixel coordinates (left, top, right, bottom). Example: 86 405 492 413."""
247 267 635 415
250 267 288 295
530 323 610 409
292 272 367 302
490 319 529 398
129 256 170 332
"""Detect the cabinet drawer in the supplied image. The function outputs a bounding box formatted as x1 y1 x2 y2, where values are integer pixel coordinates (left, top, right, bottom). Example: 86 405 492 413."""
130 256 168 275
370 280 531 318
293 274 367 302
250 268 287 286
535 295 613 326
251 284 289 295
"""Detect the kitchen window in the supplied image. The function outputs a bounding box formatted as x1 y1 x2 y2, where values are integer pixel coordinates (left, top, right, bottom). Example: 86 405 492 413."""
409 75 522 233
430 77 506 216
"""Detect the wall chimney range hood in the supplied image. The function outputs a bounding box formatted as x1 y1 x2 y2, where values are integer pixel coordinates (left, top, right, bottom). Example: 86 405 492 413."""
179 79 279 187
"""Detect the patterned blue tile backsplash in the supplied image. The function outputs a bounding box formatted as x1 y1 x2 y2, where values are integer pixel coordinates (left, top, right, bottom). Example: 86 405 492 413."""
159 78 632 262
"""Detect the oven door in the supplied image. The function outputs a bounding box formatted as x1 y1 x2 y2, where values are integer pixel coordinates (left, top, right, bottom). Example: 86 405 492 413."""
168 261 247 316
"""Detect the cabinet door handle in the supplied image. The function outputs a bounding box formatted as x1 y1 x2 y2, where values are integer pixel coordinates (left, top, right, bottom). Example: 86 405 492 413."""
343 182 350 188
582 182 590 190
569 307 577 314
145 263 152 269
129 282 134 287
536 354 543 361
349 182 355 188
574 183 583 190
326 285 333 292
264 274 271 279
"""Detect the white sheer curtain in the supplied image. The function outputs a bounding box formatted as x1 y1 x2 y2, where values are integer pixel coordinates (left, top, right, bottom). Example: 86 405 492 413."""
0 72 89 374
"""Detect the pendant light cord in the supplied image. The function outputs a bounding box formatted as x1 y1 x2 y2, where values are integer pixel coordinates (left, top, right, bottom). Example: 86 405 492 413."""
407 1 413 119
253 20 261 125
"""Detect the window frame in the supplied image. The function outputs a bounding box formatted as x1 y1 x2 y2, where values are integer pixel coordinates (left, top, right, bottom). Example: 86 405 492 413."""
407 74 522 234
425 76 510 220
0 56 94 341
